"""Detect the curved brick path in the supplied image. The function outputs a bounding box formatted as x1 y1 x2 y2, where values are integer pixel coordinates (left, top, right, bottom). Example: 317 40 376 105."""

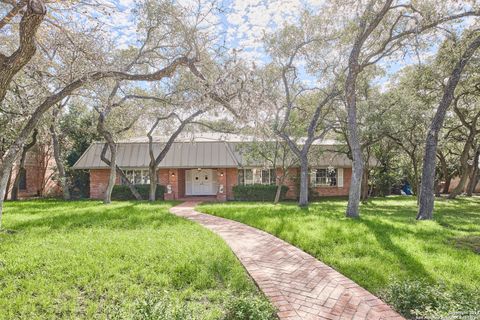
170 201 404 320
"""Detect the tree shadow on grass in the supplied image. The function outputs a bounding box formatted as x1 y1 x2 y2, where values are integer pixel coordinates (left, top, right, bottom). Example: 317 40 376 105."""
358 218 435 284
6 202 185 233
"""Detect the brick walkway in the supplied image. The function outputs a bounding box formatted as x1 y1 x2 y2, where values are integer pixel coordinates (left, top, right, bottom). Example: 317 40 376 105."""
170 202 404 320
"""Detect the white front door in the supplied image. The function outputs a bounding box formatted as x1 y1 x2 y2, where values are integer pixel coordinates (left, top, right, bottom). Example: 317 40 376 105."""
186 169 217 195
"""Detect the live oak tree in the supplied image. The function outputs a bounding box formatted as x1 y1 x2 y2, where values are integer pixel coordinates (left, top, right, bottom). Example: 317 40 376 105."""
417 31 480 220
256 17 341 207
329 0 480 218
0 0 216 227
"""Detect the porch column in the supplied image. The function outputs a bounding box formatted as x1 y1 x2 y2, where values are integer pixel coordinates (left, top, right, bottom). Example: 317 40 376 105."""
216 169 227 201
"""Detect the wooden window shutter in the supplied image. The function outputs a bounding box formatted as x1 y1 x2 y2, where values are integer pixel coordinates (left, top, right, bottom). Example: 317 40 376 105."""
337 168 344 188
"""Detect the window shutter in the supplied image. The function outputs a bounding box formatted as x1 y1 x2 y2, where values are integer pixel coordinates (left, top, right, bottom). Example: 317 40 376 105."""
310 169 317 186
337 168 344 188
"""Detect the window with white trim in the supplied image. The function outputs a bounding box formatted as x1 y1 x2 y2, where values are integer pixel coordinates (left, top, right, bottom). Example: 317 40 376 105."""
238 168 276 185
313 168 337 186
122 170 150 185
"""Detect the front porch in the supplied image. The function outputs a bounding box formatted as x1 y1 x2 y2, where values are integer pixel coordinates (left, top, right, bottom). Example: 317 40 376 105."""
161 168 238 202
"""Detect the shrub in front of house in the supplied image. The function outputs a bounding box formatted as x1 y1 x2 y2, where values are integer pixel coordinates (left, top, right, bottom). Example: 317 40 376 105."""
112 184 165 200
233 184 288 201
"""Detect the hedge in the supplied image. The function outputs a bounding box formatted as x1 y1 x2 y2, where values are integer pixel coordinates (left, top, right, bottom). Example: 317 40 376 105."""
233 184 289 201
111 184 165 200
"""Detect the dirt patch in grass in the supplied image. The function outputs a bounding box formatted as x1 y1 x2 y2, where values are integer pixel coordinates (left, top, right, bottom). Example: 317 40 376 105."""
452 235 480 254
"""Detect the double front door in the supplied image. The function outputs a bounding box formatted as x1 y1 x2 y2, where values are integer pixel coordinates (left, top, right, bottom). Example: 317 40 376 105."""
186 169 217 195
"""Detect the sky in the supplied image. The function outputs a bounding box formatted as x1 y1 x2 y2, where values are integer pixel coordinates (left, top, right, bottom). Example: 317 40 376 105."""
107 0 325 61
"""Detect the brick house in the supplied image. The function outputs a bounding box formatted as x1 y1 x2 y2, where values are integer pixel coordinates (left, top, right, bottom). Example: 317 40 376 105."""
73 134 356 201
4 145 60 199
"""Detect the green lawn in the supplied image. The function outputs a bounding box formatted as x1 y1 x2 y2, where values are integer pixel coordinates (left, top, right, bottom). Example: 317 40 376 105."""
0 200 274 320
199 196 480 317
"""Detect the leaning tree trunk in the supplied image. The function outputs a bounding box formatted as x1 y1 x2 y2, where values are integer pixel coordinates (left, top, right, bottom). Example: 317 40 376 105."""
274 174 286 204
146 110 204 202
0 166 13 229
298 157 309 207
448 132 475 199
3 169 12 201
97 111 142 203
50 124 70 200
11 129 38 200
104 143 116 204
417 34 480 220
448 168 471 199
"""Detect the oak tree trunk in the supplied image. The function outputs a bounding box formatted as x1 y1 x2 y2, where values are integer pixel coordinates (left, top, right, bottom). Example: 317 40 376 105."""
417 34 480 220
298 157 309 207
466 147 479 196
273 178 283 204
3 169 12 201
345 52 364 218
11 129 38 200
149 163 157 202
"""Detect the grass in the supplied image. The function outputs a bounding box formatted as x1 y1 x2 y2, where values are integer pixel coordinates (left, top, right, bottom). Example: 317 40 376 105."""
0 200 273 320
198 196 480 297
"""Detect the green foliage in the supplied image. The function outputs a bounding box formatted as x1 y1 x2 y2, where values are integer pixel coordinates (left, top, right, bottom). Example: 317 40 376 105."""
112 184 165 200
383 280 480 319
199 196 480 318
0 200 268 319
107 293 197 320
223 294 277 320
233 184 288 201
106 292 276 320
60 105 100 198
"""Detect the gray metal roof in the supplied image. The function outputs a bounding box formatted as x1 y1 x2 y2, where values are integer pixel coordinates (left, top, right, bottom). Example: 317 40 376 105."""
73 139 355 170
73 142 241 169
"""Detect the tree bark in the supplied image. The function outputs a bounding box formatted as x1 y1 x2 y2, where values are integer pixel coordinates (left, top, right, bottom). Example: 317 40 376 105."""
274 176 284 204
345 61 364 217
466 147 479 196
3 169 12 201
50 121 70 200
11 129 38 200
298 156 309 207
344 0 393 218
417 34 480 220
0 0 46 103
361 167 369 202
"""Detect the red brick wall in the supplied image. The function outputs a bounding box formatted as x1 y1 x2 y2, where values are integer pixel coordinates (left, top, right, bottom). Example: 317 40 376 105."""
177 169 185 198
225 168 238 200
282 168 299 200
158 169 169 186
89 167 353 200
7 147 60 199
89 169 111 199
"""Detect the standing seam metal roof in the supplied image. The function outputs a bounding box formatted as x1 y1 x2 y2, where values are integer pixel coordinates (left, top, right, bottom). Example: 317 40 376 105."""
72 140 356 169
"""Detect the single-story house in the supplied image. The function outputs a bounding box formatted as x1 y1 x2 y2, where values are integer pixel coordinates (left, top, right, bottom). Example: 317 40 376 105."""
73 134 356 201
